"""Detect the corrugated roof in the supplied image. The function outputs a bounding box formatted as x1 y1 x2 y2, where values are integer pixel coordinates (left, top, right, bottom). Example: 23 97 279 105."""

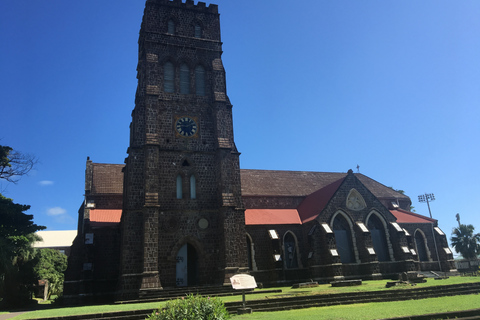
245 209 302 225
90 209 122 223
297 178 345 223
390 209 436 224
34 230 77 248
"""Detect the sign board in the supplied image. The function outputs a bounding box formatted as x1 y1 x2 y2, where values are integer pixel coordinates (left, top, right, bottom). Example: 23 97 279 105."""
230 274 257 290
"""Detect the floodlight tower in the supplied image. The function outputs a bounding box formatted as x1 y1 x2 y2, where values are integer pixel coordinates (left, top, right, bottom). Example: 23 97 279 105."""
418 193 435 218
418 193 441 271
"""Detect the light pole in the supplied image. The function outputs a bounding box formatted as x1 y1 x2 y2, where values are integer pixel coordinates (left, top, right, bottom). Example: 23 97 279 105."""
418 193 442 272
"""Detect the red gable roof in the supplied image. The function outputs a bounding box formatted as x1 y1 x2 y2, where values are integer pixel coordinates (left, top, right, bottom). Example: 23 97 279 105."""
89 209 122 226
245 209 302 225
297 178 345 223
390 208 436 224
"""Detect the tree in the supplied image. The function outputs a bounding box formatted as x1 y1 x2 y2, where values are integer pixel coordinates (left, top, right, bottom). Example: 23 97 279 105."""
34 249 67 299
0 145 37 183
0 194 45 307
387 187 416 212
450 223 480 260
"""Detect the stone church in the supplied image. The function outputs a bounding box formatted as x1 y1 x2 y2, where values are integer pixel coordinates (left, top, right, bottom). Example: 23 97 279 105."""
64 0 455 303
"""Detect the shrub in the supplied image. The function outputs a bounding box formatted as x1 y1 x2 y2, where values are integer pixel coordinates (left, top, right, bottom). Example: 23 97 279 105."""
147 294 230 320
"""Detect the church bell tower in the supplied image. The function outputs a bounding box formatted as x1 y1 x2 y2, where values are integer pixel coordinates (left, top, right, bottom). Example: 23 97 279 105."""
118 0 247 299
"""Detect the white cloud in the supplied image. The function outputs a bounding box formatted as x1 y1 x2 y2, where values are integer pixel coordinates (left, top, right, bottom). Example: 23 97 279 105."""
47 207 67 216
38 180 54 186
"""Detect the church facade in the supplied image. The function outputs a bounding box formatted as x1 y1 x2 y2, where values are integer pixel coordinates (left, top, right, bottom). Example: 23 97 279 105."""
64 0 455 304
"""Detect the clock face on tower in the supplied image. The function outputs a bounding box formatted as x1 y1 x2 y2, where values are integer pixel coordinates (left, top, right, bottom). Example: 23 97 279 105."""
175 116 198 137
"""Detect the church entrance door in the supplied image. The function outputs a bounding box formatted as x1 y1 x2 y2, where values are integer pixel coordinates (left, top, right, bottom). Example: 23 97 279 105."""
176 243 198 287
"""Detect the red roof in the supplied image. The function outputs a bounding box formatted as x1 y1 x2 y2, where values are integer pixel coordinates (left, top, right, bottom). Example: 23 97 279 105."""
297 178 344 223
245 209 302 225
89 209 122 224
390 209 436 224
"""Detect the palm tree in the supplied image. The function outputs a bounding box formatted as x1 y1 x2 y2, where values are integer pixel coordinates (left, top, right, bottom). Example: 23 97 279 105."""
450 224 480 260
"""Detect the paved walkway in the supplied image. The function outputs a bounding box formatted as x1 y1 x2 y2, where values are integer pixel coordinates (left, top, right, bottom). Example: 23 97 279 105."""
0 312 26 320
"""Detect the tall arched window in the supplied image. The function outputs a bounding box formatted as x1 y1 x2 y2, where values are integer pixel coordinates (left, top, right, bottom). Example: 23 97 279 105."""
176 175 183 199
367 214 390 262
284 232 299 269
333 214 355 264
164 62 175 93
190 175 196 199
246 235 253 270
195 65 205 96
414 230 429 262
194 24 202 38
167 20 175 35
180 64 190 94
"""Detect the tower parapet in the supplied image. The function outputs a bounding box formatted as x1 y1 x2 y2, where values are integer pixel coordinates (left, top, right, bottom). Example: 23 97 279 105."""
147 0 218 14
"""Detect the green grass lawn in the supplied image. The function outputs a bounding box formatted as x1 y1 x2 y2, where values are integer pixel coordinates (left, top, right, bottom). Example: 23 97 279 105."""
6 276 480 320
233 295 480 320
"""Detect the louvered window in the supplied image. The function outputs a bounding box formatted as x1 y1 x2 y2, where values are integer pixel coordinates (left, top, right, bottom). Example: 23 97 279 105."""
194 24 202 38
195 65 205 96
190 175 196 199
168 20 175 35
176 175 183 199
164 62 175 93
180 64 190 94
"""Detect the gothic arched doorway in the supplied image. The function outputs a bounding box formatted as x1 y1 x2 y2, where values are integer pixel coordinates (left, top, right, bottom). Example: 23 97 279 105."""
176 243 198 287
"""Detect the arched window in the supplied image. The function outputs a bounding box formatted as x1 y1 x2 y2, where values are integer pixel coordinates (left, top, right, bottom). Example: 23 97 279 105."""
167 19 175 35
284 232 299 269
164 62 175 93
246 235 253 270
194 24 202 38
180 64 190 94
176 175 183 199
333 214 355 264
414 230 429 262
245 233 257 271
195 65 205 96
190 175 196 199
367 214 390 262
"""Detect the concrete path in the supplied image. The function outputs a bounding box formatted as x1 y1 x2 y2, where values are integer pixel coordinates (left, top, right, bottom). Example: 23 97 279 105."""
0 312 26 320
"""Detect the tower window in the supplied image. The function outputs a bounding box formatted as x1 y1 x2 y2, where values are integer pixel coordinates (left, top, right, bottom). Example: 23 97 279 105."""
190 175 196 199
194 24 202 38
167 20 175 35
195 65 205 96
176 175 183 199
164 62 175 93
180 64 190 94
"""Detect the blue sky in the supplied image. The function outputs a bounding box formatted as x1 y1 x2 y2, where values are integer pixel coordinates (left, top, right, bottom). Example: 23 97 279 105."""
1 1 479 255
